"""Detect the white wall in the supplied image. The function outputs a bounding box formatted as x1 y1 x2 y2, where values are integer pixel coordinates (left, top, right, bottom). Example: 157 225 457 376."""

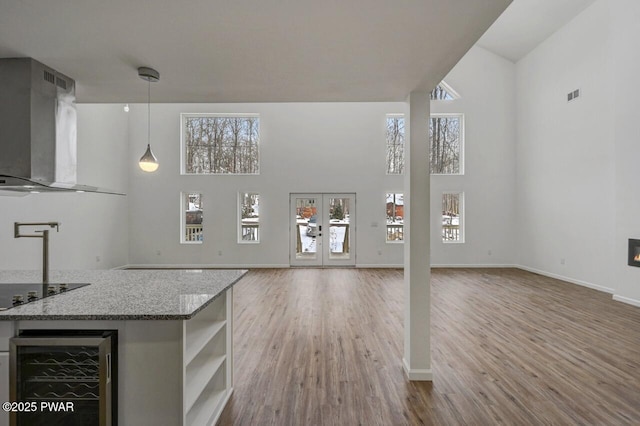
612 0 640 305
431 46 518 266
515 0 617 293
0 104 129 271
127 102 406 267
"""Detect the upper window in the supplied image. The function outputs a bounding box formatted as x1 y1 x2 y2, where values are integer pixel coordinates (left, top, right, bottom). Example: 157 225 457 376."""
182 114 259 174
430 81 459 101
430 114 463 175
386 115 405 174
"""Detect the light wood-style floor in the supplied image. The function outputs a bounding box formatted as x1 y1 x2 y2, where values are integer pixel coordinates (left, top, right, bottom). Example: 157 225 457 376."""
217 268 640 425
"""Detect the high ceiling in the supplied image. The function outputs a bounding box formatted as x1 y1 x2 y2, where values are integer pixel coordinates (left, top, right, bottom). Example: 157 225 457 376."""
0 0 511 103
477 0 597 62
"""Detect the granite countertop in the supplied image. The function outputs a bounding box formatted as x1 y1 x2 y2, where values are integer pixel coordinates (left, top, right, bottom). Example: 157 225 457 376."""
0 269 247 321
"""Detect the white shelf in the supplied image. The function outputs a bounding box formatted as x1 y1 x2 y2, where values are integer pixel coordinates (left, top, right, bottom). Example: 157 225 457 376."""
184 319 225 365
185 365 226 426
183 288 232 426
185 354 225 413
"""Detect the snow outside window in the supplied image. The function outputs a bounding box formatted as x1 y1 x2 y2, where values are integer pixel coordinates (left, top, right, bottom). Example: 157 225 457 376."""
430 114 464 175
386 193 404 242
239 193 260 243
182 114 259 174
442 192 463 243
182 192 203 244
386 115 404 174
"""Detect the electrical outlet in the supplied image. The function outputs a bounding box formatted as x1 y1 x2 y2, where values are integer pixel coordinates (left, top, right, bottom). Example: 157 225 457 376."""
156 250 161 256
95 255 101 262
487 249 492 256
378 249 382 255
560 258 565 265
218 250 223 256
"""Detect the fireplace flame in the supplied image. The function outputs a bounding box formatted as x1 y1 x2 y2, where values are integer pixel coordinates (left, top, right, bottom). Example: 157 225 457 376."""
635 253 640 262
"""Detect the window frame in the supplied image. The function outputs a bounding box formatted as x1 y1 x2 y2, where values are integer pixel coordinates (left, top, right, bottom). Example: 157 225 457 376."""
238 192 260 244
180 191 204 244
429 113 465 176
385 192 404 244
180 113 260 176
441 191 464 244
385 114 405 175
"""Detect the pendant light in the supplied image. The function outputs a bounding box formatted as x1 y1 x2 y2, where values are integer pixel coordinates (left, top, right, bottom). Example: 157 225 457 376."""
138 67 160 172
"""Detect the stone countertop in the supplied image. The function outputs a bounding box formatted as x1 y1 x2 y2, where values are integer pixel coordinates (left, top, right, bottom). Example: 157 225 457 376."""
0 269 247 321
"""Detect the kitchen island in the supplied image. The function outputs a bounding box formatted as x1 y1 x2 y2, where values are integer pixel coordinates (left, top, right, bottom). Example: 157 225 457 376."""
0 269 247 426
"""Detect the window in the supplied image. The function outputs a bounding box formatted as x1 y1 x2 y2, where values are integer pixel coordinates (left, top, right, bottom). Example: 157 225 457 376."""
430 114 463 174
182 192 203 243
386 193 404 242
442 192 463 243
182 114 259 174
430 81 459 100
239 193 260 243
386 115 404 174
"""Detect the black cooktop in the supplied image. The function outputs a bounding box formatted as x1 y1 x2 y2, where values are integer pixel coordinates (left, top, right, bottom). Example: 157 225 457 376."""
0 283 90 310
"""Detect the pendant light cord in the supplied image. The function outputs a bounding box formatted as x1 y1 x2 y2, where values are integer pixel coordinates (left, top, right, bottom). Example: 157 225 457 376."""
147 78 151 146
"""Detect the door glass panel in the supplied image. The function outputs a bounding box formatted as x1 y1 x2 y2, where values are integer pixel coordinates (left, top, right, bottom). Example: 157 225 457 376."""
328 197 351 260
295 197 318 260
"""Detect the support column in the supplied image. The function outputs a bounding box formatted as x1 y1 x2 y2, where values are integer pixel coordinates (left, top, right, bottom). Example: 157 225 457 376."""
403 90 432 381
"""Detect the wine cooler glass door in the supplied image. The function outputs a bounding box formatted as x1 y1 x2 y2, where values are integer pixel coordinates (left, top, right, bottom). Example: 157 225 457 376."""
10 336 112 426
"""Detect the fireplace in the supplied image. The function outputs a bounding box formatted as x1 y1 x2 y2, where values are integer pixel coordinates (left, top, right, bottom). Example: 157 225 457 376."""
628 239 640 267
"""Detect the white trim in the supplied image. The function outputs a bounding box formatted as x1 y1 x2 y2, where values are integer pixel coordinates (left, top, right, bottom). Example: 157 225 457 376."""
431 264 518 268
356 264 403 268
238 192 260 244
612 294 640 308
120 263 289 269
516 264 614 294
433 80 461 100
385 114 405 176
179 113 260 175
180 191 204 245
429 113 464 175
402 358 432 381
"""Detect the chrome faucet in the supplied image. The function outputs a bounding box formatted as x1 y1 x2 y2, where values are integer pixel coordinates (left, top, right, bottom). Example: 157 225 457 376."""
14 222 60 284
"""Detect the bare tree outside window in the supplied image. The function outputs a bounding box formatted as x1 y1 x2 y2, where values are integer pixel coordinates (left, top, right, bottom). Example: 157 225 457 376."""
385 193 404 242
183 115 259 174
386 116 404 174
182 192 203 243
430 114 463 174
430 84 456 100
442 192 463 242
239 192 260 243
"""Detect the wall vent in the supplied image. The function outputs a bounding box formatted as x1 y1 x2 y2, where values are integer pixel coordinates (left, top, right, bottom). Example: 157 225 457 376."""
56 77 67 90
43 70 55 85
567 89 581 102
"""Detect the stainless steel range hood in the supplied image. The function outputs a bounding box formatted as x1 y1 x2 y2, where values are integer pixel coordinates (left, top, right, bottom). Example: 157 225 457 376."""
0 58 124 195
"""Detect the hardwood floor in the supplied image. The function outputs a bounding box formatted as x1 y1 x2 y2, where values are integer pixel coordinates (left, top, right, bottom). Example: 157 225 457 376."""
217 268 640 425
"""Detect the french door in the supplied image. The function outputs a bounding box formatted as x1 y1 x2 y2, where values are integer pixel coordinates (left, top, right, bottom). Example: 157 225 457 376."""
290 193 356 267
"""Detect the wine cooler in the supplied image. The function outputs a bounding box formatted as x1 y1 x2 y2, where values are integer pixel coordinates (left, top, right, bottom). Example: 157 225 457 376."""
9 330 117 426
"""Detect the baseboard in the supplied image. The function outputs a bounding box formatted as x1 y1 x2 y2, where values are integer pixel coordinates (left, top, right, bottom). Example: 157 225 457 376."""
612 294 640 308
431 263 517 268
118 263 289 269
402 358 432 381
356 264 403 268
516 264 615 294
